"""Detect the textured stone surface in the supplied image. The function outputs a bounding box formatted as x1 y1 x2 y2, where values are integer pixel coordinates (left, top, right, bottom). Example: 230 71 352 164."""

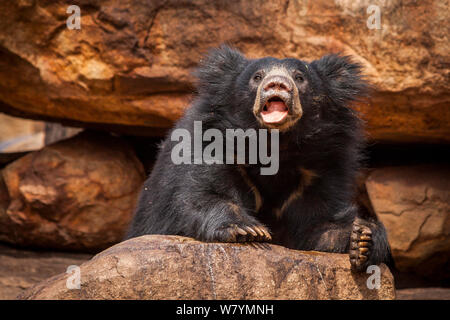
20 235 395 300
0 113 45 152
0 243 91 300
0 132 145 251
366 165 450 280
396 287 450 300
0 0 448 142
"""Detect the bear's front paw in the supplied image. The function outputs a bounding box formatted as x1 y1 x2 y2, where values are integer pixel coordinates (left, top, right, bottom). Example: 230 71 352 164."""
349 219 372 272
212 223 272 243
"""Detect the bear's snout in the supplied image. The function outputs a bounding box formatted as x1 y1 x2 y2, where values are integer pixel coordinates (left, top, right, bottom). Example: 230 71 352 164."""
263 75 293 93
253 71 303 131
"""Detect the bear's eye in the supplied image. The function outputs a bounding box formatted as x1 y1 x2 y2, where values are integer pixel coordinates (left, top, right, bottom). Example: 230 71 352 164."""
253 73 263 82
295 73 304 82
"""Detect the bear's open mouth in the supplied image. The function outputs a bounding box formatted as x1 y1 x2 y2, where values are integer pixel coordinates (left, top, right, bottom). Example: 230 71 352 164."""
261 96 289 124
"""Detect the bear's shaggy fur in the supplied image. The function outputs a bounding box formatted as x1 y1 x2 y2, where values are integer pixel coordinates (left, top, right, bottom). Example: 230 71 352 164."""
126 46 391 271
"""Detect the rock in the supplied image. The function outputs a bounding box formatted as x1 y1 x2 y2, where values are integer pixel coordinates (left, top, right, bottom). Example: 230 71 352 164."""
0 1 448 142
0 131 145 251
43 123 83 146
366 165 450 280
0 152 29 169
0 243 91 300
0 132 45 153
0 113 45 152
396 287 450 300
20 235 395 300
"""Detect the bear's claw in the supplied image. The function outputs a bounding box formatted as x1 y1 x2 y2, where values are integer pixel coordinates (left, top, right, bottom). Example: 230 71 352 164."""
213 224 272 243
349 220 372 272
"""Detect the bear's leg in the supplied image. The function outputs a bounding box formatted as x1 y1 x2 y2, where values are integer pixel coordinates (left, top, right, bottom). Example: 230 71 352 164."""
290 209 390 272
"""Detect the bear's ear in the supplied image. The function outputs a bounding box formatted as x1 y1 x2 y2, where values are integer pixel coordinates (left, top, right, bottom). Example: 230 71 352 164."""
310 54 368 106
194 45 248 96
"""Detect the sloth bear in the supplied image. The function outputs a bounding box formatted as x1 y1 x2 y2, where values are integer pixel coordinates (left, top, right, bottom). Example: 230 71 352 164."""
126 46 391 272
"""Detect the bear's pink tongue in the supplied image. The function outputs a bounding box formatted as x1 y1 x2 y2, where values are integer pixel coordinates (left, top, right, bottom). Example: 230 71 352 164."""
261 101 288 123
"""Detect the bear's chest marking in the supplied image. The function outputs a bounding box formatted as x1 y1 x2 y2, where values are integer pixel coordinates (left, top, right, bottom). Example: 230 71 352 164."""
238 166 317 218
238 165 263 213
273 168 317 219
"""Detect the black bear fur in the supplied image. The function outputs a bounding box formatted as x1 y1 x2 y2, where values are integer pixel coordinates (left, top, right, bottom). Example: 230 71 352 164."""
126 46 391 272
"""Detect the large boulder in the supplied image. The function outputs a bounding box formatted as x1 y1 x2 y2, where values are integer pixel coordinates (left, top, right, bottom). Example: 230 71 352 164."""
20 235 395 300
366 165 450 280
0 0 448 142
0 132 145 251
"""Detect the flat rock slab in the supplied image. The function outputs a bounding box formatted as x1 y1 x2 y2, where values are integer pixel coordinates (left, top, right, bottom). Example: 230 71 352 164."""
0 244 91 299
396 287 450 300
20 235 395 300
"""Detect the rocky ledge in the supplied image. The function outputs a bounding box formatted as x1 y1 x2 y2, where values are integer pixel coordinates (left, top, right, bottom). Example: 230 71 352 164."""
20 235 395 300
0 1 448 142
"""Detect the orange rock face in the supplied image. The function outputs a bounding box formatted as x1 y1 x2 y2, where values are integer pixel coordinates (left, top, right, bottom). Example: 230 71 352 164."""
0 132 145 251
0 0 448 142
366 165 450 280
